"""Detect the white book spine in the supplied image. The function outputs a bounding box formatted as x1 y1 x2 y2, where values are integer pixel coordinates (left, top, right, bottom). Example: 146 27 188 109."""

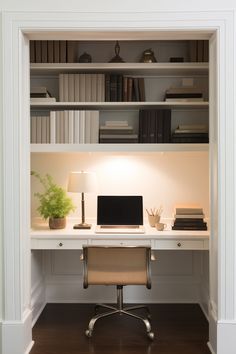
56 111 60 143
68 110 74 144
79 111 85 143
85 74 92 102
31 116 37 143
79 74 86 102
90 111 99 143
60 111 65 143
74 110 80 143
59 74 64 101
85 111 91 143
64 74 69 102
50 111 56 144
46 116 50 143
91 74 97 102
74 74 80 102
41 116 47 144
68 74 75 102
36 116 42 143
64 110 69 144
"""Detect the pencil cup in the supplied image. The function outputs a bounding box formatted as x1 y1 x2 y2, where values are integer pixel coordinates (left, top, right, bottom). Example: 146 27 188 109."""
148 214 160 227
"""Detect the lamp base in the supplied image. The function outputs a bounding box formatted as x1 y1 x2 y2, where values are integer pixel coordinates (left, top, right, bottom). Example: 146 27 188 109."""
73 223 91 230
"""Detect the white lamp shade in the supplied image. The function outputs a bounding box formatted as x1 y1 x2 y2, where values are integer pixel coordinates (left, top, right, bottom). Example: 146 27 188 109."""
68 171 97 193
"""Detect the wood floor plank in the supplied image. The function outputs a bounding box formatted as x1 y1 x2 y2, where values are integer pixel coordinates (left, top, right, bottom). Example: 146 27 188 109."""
30 304 211 354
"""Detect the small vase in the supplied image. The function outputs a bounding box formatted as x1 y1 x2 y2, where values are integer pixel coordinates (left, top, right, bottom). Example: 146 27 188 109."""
49 217 66 229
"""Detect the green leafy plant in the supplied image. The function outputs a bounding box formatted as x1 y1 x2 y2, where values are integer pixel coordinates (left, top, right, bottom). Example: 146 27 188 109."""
31 171 75 219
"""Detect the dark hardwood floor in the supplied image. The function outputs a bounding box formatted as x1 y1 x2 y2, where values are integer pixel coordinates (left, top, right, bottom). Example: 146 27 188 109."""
30 304 211 354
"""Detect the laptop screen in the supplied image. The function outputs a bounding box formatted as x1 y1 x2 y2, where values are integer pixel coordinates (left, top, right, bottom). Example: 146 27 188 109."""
97 195 143 226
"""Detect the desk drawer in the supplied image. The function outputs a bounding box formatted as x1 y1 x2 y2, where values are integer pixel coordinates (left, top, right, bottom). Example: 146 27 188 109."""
154 239 205 250
31 239 88 249
90 239 151 247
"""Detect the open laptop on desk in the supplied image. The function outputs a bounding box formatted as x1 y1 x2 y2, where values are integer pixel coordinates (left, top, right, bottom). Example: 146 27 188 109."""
95 195 145 234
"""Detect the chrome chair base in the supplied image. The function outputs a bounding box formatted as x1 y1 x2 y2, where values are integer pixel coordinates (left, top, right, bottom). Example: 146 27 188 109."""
85 286 154 340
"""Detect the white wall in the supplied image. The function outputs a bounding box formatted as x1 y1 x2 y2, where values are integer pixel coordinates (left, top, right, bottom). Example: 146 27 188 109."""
0 12 3 347
31 152 209 220
0 0 236 12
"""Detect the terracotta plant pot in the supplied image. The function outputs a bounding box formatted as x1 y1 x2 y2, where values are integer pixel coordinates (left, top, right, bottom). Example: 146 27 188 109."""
49 217 66 229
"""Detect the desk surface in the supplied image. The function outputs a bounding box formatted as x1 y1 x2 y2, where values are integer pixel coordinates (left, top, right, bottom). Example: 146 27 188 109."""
31 222 209 251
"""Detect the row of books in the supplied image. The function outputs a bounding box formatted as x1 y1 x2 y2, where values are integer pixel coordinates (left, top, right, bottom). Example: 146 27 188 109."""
172 124 209 143
31 110 99 144
139 109 171 143
99 120 138 143
59 74 105 102
189 40 209 63
30 40 76 63
172 207 207 230
105 75 145 102
164 87 204 102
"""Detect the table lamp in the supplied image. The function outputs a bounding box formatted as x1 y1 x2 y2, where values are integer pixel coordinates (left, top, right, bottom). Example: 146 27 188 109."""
68 171 97 229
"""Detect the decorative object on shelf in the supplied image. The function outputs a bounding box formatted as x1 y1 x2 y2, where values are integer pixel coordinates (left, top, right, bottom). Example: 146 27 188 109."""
169 57 184 62
68 171 97 229
109 41 125 63
140 48 157 63
155 222 167 231
31 171 75 229
146 206 163 227
78 52 92 63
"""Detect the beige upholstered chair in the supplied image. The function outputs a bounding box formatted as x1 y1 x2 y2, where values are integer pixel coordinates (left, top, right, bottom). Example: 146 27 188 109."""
82 245 154 340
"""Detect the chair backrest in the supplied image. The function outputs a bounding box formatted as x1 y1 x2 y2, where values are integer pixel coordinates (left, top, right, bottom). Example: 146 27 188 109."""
82 245 152 289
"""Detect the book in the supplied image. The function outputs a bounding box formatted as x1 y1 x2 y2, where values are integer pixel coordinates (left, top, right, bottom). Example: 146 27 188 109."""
30 41 35 63
172 225 207 230
174 214 205 219
67 41 77 63
50 111 56 144
68 111 74 144
175 207 204 215
99 134 138 139
53 41 60 62
138 78 145 101
35 41 42 63
47 41 54 63
30 97 56 102
105 120 128 127
59 41 67 63
41 41 48 63
105 74 111 101
31 116 37 143
90 111 99 143
59 74 64 101
165 98 204 102
68 74 75 102
74 110 80 143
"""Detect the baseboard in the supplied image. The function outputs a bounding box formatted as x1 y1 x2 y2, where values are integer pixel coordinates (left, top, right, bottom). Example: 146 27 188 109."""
2 309 32 354
217 320 236 354
208 302 217 354
207 341 216 354
199 302 209 321
31 277 46 326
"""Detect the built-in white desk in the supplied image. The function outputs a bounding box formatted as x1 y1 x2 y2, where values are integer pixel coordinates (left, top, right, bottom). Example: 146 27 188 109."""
31 223 209 251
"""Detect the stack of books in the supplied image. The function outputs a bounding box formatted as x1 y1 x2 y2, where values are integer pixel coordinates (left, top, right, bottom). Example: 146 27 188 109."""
30 86 56 102
172 207 207 230
139 109 171 143
164 87 204 102
171 124 208 143
99 120 138 143
30 40 76 63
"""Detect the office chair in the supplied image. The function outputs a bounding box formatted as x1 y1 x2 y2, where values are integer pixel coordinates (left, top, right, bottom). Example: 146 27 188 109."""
82 245 155 340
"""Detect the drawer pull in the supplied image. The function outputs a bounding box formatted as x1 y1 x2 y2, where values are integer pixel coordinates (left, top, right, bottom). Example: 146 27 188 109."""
177 242 182 247
59 242 63 247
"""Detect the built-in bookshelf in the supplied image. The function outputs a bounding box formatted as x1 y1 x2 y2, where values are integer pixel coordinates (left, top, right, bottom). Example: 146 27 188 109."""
30 39 209 152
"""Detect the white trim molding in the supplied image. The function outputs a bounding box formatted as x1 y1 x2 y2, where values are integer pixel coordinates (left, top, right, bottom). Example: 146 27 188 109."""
0 10 235 354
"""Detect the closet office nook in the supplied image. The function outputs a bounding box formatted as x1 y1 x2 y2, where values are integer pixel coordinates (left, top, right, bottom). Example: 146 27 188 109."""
30 36 210 336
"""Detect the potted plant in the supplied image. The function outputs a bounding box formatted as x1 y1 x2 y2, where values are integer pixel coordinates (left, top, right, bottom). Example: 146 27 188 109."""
31 170 75 229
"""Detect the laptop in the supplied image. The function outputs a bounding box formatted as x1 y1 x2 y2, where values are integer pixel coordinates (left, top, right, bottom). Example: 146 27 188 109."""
95 195 145 234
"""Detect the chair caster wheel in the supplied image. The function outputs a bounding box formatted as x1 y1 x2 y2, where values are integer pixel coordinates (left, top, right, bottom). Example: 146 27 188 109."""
85 329 92 338
147 314 151 319
147 332 154 340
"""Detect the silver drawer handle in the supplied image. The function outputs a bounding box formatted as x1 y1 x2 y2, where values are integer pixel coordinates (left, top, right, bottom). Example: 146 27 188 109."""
59 242 63 247
177 242 182 247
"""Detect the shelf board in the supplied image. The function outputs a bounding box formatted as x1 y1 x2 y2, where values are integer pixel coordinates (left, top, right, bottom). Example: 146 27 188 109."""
30 101 209 110
30 62 209 76
30 143 209 153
